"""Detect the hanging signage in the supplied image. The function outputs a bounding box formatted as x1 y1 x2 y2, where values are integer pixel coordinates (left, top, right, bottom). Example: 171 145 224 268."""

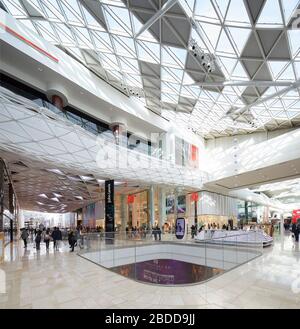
292 209 300 223
191 192 199 202
175 218 185 240
105 180 114 236
127 194 135 204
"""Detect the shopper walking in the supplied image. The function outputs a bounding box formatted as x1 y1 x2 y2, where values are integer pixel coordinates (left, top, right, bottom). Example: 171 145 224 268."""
21 229 29 248
68 231 77 252
293 222 300 242
191 224 196 238
56 227 62 250
35 230 42 250
43 228 51 251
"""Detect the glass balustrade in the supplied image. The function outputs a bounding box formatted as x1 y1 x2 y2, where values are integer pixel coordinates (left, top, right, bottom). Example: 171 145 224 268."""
77 230 264 286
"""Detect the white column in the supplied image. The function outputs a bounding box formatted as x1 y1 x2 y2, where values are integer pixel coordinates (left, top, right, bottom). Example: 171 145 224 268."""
149 185 155 227
159 188 166 228
120 194 128 232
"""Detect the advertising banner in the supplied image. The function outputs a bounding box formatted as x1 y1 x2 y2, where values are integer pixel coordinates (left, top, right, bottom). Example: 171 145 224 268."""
175 218 185 240
105 180 114 242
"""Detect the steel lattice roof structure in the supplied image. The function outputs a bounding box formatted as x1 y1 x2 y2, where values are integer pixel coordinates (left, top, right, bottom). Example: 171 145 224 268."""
1 0 300 138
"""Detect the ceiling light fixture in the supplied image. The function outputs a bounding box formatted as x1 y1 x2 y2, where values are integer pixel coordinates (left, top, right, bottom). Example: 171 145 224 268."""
189 39 215 73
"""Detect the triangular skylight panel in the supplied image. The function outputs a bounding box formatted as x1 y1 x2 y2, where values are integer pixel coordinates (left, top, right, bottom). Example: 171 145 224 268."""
74 27 93 48
219 57 237 76
35 21 59 43
91 31 113 52
60 0 84 26
199 22 221 48
137 41 160 63
40 0 65 21
131 12 143 34
182 72 194 85
81 6 104 30
23 0 45 17
216 29 235 54
113 36 136 58
119 58 139 74
194 0 218 20
287 111 300 119
231 61 248 79
3 0 27 16
126 74 142 88
288 30 300 58
104 7 131 36
294 61 300 79
215 0 230 18
281 0 300 24
228 27 251 54
268 61 289 78
53 23 76 45
162 47 186 68
277 64 295 80
257 0 283 26
101 53 119 70
225 0 250 24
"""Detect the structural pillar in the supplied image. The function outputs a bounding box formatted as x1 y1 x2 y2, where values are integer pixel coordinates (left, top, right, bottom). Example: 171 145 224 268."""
159 188 166 229
149 185 155 227
120 194 128 233
46 84 68 113
110 122 127 147
51 95 65 111
9 183 14 242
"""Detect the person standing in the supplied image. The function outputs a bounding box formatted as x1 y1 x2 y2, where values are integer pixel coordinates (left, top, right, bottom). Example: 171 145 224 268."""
152 226 157 241
156 225 161 241
21 229 29 248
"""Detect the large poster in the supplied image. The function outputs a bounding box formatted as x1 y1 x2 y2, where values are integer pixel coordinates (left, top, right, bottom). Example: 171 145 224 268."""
166 195 175 214
177 195 186 214
166 195 186 214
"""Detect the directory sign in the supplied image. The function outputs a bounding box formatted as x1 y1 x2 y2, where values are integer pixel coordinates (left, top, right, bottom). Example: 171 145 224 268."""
105 180 114 243
175 218 185 240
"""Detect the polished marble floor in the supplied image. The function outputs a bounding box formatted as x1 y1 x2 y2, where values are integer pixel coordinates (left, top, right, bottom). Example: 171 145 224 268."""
0 233 299 309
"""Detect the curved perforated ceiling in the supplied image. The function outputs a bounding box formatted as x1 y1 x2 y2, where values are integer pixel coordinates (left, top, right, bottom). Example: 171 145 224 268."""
1 0 300 138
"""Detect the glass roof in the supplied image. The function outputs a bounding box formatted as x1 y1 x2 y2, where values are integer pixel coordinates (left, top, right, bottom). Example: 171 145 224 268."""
1 0 300 138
